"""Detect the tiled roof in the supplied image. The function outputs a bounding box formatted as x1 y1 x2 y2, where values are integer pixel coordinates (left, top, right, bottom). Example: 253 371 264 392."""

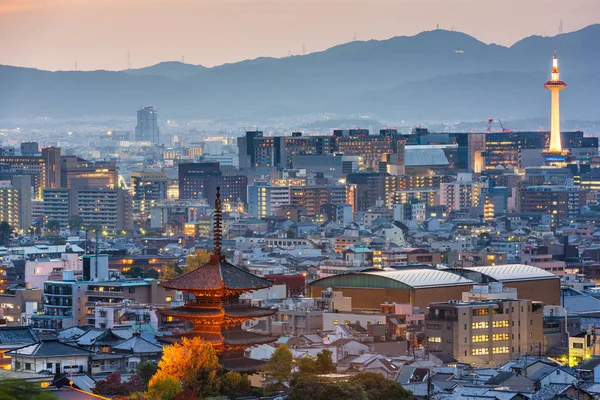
7 340 91 358
163 256 273 291
112 334 163 354
0 327 37 345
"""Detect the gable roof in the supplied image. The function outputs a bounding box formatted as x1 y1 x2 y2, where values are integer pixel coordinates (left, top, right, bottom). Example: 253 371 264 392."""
0 327 37 347
7 340 92 358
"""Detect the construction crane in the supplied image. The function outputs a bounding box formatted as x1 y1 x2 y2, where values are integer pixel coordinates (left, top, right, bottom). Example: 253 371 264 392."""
498 119 512 133
486 118 494 133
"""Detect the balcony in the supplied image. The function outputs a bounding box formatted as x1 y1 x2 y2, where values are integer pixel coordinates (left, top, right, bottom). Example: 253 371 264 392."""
85 290 125 297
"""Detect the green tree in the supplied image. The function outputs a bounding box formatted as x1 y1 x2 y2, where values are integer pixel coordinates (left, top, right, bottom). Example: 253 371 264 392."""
145 375 182 400
0 221 13 246
220 371 252 399
263 345 293 387
353 372 415 400
0 379 56 400
136 360 158 386
287 374 367 400
315 349 336 374
297 355 318 375
45 220 61 234
149 337 220 398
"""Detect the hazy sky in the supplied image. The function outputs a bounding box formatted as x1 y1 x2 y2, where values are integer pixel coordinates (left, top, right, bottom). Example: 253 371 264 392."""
1 0 598 71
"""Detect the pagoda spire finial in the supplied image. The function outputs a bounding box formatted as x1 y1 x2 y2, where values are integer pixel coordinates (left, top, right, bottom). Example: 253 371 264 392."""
213 186 222 258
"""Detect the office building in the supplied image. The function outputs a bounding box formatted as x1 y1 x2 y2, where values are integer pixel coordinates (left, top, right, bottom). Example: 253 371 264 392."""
11 175 32 232
425 294 544 366
60 156 118 189
41 147 61 189
247 181 291 219
43 188 73 228
135 106 160 143
0 155 46 199
178 162 221 200
237 130 263 169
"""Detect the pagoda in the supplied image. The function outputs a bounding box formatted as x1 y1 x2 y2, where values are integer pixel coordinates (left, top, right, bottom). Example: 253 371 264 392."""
160 187 277 371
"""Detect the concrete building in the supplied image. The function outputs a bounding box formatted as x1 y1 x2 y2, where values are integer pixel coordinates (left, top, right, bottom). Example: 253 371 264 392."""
76 188 132 231
440 173 484 211
424 297 544 366
518 183 586 227
131 171 168 215
42 188 72 228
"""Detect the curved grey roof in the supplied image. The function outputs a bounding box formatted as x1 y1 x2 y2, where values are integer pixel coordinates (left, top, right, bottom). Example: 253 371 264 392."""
366 269 475 289
464 264 558 282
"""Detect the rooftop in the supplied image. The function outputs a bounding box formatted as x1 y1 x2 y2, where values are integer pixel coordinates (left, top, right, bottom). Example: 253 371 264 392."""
464 264 559 282
366 269 475 289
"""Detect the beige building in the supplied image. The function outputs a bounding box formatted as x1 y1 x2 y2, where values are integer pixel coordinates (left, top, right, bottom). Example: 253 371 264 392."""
424 298 544 366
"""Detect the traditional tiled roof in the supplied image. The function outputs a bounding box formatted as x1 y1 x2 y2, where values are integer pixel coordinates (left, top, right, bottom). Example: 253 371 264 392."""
0 327 37 346
7 340 91 358
112 333 163 354
162 256 273 291
163 304 276 319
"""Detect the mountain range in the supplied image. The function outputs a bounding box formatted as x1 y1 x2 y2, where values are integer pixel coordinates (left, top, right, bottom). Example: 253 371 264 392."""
1 25 600 121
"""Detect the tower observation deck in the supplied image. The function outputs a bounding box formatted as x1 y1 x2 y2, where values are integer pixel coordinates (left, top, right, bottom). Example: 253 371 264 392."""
542 51 569 166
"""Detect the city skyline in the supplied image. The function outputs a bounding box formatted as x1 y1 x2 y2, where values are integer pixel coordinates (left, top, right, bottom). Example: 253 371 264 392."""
0 0 599 71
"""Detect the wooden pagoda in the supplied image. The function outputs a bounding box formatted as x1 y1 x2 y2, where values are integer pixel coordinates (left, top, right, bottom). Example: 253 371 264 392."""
160 187 277 371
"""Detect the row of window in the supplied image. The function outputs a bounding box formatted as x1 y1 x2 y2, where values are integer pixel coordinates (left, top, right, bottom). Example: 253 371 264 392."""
472 347 510 356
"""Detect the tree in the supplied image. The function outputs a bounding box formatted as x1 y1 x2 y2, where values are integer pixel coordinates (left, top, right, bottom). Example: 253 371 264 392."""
315 349 336 374
353 372 415 400
136 360 158 386
145 375 182 400
0 378 56 400
263 345 293 386
0 221 13 246
220 371 252 399
183 249 212 273
95 373 144 396
159 264 178 280
67 215 84 231
297 355 318 375
45 220 61 234
286 374 367 400
149 337 220 398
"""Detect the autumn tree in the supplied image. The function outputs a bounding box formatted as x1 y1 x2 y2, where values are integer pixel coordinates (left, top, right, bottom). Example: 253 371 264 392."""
95 373 144 396
263 345 293 387
159 264 178 280
149 337 220 398
220 371 252 399
182 249 212 274
0 378 56 400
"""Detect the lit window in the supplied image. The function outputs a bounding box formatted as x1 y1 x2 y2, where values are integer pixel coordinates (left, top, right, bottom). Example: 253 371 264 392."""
333 320 338 325
472 335 489 343
492 320 509 328
428 337 441 343
472 348 489 356
472 322 489 330
165 296 172 302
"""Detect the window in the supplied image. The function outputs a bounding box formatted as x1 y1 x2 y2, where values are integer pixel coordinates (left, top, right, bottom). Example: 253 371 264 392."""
472 322 489 330
472 335 489 343
493 347 509 354
493 333 509 341
573 343 584 349
473 308 489 316
129 288 136 293
333 320 339 325
492 320 509 328
46 363 52 369
472 348 489 355
428 337 441 343
165 296 173 302
25 363 32 370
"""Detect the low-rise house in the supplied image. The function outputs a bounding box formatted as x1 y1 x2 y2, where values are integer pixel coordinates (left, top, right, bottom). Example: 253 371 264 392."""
7 339 92 374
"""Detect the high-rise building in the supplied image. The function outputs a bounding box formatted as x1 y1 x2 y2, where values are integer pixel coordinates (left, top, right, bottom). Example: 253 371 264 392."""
76 188 132 231
43 188 73 228
131 171 168 215
237 130 263 169
42 147 61 189
518 183 586 227
0 182 21 230
12 175 32 232
135 106 160 143
178 162 222 200
440 173 484 211
0 155 46 199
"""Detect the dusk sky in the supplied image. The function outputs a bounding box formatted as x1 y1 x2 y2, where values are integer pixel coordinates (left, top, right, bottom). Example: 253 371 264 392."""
1 0 599 71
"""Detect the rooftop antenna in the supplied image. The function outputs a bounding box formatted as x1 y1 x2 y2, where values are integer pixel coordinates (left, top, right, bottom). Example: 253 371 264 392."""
213 186 222 259
127 50 132 70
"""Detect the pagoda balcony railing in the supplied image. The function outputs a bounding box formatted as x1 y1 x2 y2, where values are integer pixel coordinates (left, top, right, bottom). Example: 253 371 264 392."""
184 298 256 307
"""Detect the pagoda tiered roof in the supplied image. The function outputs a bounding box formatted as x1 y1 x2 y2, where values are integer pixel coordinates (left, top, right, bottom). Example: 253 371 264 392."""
159 329 276 347
162 304 277 319
162 255 273 292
